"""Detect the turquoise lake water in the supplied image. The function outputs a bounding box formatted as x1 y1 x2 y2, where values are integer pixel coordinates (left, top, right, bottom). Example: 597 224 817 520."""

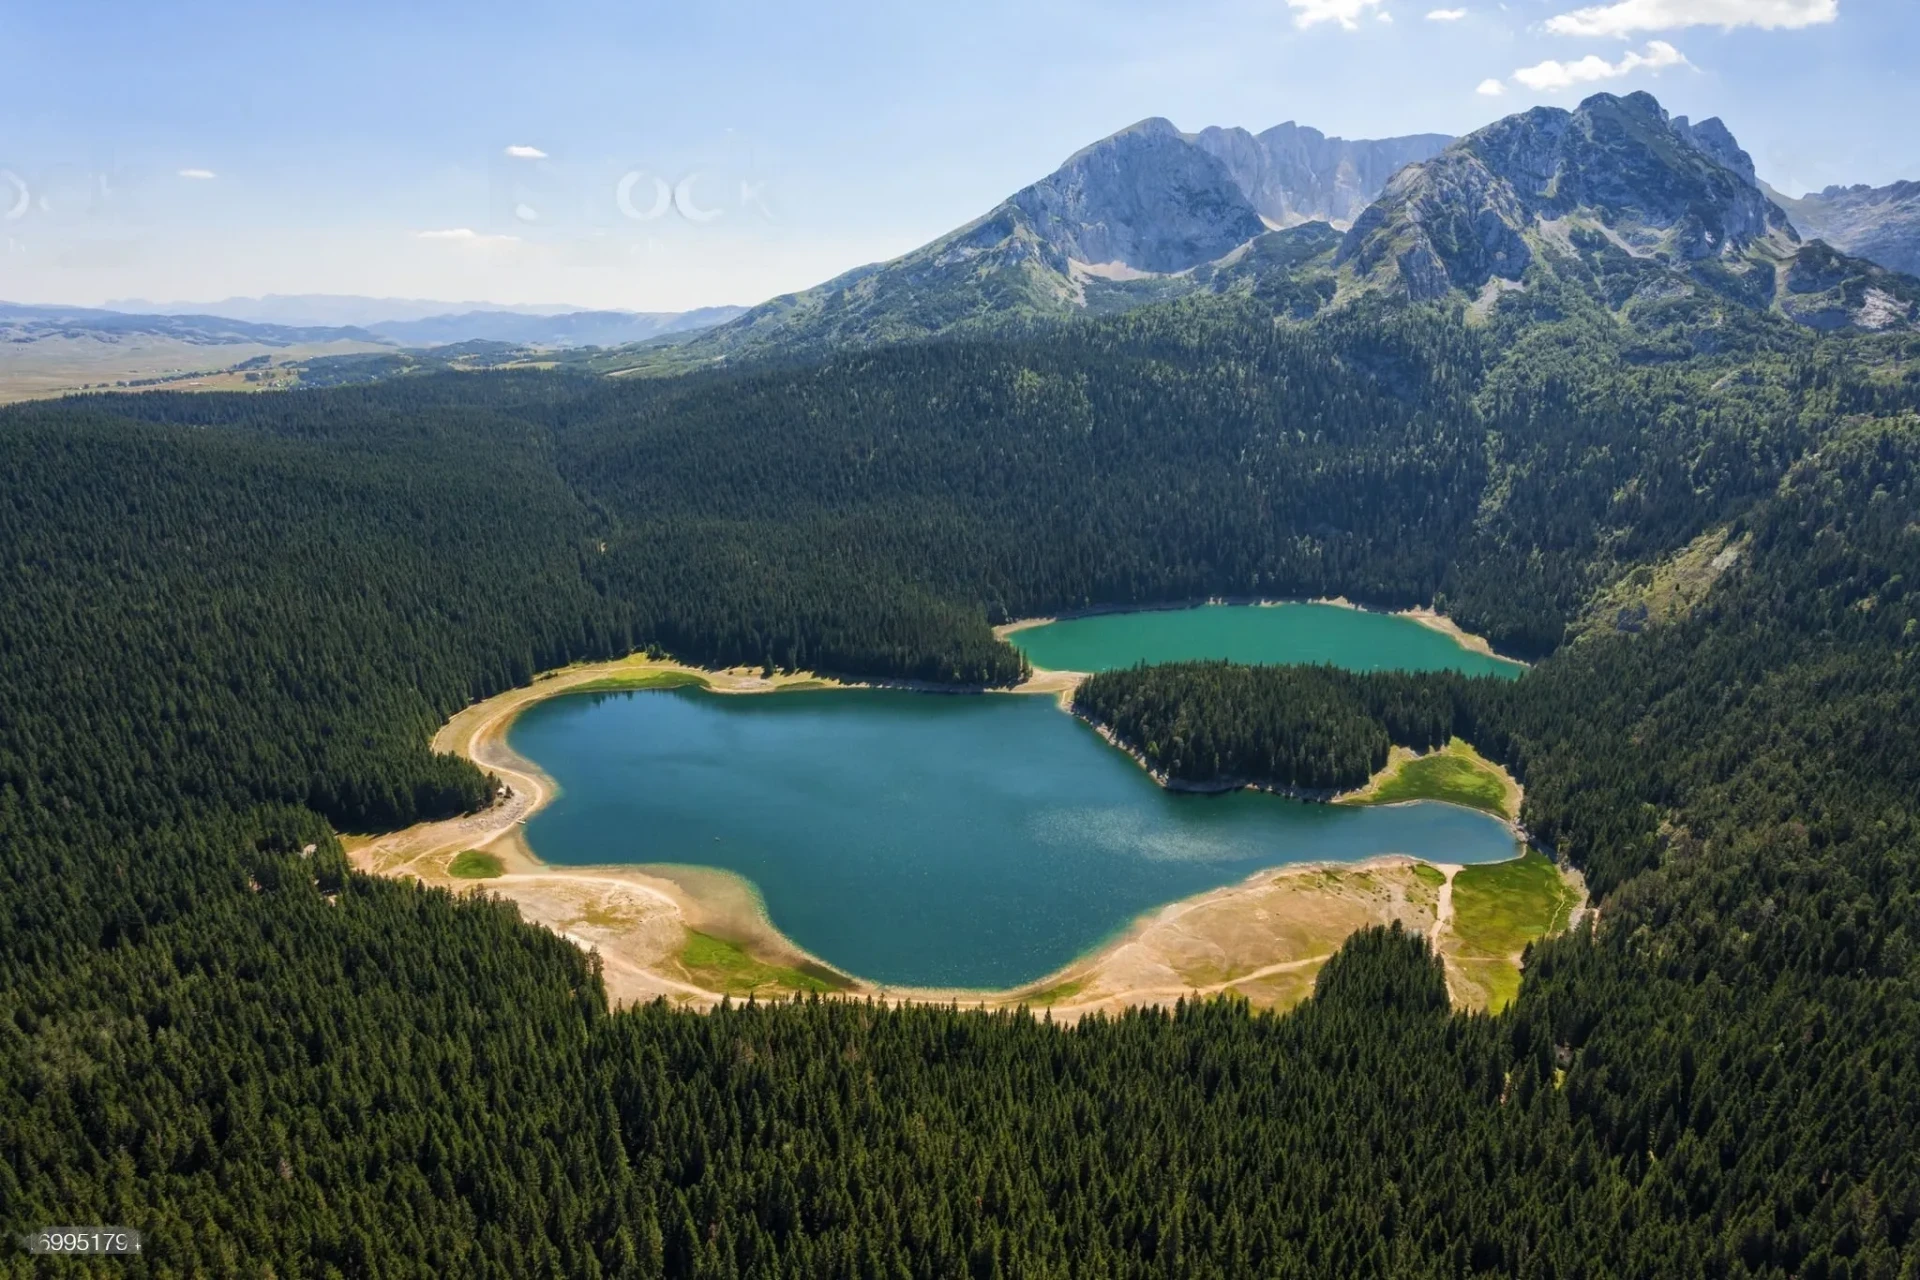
1009 603 1524 677
511 687 1520 989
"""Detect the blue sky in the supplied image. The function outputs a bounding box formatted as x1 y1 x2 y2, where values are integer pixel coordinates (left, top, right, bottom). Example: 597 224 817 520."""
1 0 1911 311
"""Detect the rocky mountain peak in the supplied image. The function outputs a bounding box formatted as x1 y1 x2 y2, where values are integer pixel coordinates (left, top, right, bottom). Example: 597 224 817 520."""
1338 91 1795 301
1011 121 1268 273
1671 115 1757 186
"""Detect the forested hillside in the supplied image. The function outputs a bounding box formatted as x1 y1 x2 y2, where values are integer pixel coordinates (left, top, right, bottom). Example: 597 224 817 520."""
4 289 1920 1274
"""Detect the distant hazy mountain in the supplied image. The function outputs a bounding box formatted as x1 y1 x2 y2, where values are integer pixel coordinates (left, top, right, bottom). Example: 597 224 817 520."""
1336 91 1915 334
0 302 397 402
638 117 1449 365
98 295 744 348
0 297 752 402
11 298 746 355
1765 180 1920 278
0 302 385 346
1192 122 1452 229
105 294 591 328
367 306 746 349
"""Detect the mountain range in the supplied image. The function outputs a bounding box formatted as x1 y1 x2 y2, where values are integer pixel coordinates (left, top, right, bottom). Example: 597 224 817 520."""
0 302 387 347
7 96 1917 398
361 306 746 348
104 294 594 327
660 119 1452 364
635 93 1916 371
0 298 751 400
19 298 748 351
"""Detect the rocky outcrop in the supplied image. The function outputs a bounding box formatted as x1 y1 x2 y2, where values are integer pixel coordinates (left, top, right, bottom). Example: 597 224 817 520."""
1777 240 1919 331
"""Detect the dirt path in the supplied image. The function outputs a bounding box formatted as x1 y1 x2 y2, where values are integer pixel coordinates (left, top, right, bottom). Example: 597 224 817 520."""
1428 866 1456 953
1429 865 1459 1002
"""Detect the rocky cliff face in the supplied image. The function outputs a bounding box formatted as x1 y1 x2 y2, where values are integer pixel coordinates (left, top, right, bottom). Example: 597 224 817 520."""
990 115 1450 274
1193 122 1451 229
1669 115 1757 185
1339 92 1796 301
1768 181 1920 278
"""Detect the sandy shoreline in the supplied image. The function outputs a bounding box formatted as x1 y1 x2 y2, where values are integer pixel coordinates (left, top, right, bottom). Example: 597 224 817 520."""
348 601 1543 1017
1394 605 1526 664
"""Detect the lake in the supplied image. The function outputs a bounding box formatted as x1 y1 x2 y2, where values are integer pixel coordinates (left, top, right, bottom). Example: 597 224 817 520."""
511 687 1520 989
1008 602 1524 677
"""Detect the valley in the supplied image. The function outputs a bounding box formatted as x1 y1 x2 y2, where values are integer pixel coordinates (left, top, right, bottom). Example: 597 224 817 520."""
7 65 1920 1273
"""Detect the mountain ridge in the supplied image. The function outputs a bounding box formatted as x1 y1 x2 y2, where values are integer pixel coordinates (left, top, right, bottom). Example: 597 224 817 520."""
637 116 1453 367
617 93 1918 374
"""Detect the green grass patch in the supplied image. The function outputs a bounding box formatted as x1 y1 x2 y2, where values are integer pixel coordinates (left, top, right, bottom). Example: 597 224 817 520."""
1450 851 1578 960
772 679 833 692
1350 740 1512 819
569 670 710 694
679 931 843 996
1022 977 1088 1006
1410 862 1447 889
447 849 504 879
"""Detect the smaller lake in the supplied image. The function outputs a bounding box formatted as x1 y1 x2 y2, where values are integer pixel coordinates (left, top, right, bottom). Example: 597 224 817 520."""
1009 603 1523 677
512 687 1521 989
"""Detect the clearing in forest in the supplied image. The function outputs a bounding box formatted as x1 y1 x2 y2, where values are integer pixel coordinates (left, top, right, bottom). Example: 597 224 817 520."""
1441 851 1581 1011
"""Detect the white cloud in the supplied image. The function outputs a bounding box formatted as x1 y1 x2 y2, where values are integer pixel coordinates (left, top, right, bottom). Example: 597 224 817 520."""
1511 39 1689 90
177 168 216 180
1427 7 1469 18
415 228 523 249
503 144 548 159
1287 0 1386 29
1476 77 1507 94
1545 0 1835 36
1377 9 1395 20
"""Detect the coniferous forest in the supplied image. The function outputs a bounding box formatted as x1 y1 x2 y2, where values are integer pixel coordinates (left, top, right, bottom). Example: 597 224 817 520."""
3 290 1919 1276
